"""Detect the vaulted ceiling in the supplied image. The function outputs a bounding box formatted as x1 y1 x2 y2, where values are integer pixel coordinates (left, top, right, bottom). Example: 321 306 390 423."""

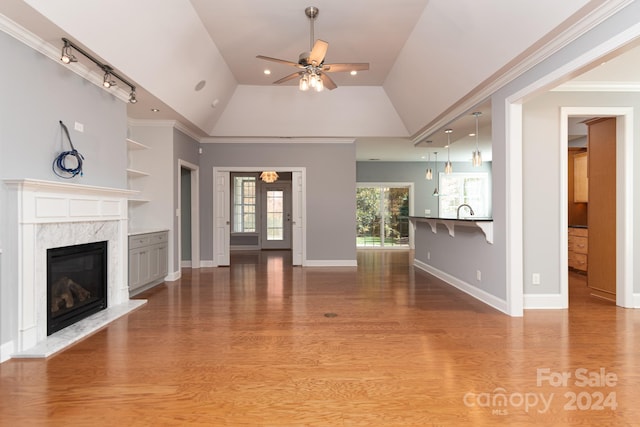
0 0 629 161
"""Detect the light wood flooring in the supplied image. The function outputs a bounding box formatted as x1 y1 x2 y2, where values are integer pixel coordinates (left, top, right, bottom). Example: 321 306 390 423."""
1 251 639 426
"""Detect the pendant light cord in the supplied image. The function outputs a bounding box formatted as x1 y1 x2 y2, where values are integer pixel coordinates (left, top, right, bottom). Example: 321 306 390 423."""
53 120 84 178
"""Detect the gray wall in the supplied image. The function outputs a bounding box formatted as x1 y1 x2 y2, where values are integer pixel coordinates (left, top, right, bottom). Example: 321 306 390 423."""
357 161 492 217
199 142 357 262
0 31 128 349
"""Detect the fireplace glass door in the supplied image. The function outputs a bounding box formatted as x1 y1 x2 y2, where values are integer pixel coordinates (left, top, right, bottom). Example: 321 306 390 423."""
47 241 108 335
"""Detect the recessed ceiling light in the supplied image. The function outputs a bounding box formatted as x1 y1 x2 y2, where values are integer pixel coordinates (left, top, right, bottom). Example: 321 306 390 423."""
151 108 160 112
350 70 357 76
469 133 476 137
264 69 271 75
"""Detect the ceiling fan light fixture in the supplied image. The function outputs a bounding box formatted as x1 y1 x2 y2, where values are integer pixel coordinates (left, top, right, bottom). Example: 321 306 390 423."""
299 74 310 91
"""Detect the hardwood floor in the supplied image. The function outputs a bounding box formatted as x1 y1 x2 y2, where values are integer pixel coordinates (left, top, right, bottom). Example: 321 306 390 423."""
1 251 639 426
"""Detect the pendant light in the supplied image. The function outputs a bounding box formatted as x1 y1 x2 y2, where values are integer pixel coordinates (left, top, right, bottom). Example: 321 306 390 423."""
444 129 453 174
432 152 439 196
472 112 483 167
425 152 433 180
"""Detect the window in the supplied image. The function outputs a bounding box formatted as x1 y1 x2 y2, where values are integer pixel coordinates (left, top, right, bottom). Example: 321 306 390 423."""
233 176 256 232
438 172 490 218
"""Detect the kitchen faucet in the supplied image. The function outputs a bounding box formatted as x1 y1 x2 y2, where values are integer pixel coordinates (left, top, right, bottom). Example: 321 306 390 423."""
457 204 475 219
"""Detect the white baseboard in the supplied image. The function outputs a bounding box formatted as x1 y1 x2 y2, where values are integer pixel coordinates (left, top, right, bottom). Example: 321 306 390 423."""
413 259 509 315
633 293 640 307
180 260 192 268
1 341 14 364
304 259 358 267
200 260 215 267
523 293 567 309
165 270 181 282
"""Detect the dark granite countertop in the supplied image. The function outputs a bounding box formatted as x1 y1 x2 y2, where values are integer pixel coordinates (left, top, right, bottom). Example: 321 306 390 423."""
409 216 493 222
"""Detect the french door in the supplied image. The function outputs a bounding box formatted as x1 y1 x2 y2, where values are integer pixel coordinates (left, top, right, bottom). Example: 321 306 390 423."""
261 182 292 249
356 185 410 248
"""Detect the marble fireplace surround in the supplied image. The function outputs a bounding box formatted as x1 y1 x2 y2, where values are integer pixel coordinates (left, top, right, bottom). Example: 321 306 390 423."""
5 179 146 358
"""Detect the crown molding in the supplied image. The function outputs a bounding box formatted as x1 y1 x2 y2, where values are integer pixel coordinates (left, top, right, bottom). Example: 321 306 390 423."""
127 119 206 142
551 80 640 92
200 137 356 144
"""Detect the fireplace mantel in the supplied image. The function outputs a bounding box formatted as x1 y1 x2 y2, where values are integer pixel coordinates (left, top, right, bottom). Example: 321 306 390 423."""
3 179 145 358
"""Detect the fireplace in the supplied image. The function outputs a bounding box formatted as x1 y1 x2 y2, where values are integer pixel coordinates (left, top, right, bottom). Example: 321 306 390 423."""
47 241 108 335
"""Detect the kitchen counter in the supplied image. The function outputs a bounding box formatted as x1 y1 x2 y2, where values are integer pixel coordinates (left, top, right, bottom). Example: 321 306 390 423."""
409 216 494 244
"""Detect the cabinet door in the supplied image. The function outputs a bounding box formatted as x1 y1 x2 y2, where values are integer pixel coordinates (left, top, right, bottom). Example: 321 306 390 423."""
573 152 588 202
129 247 151 290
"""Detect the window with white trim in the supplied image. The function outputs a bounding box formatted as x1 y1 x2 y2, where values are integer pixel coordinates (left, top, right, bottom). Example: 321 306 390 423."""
438 172 490 218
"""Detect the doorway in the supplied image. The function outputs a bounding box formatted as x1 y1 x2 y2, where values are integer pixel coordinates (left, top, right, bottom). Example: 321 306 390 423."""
561 108 632 308
213 167 305 267
356 183 412 248
178 160 200 269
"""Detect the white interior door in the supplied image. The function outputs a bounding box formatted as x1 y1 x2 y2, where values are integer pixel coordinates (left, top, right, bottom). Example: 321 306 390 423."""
291 171 303 265
213 170 230 266
261 182 291 249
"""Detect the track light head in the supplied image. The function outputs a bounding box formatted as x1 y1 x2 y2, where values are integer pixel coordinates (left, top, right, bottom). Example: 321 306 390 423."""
129 90 137 104
102 69 117 88
60 42 77 64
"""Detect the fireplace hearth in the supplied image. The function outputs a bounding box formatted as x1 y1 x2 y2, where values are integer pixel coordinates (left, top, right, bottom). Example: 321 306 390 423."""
47 241 108 335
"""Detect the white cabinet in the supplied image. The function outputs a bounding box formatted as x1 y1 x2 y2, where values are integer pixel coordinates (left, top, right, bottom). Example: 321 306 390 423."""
129 231 168 295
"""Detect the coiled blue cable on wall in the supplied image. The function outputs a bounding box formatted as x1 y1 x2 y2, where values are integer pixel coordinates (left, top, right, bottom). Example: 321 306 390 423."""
53 120 84 178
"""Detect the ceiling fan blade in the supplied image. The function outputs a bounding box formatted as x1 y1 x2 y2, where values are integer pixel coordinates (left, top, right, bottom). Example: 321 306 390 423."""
320 73 337 90
322 63 370 72
272 72 303 85
256 55 302 68
309 39 329 65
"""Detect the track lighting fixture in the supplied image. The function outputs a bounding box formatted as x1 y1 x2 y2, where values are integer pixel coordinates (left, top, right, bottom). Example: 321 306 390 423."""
60 37 138 104
445 129 453 174
102 68 117 88
60 40 77 64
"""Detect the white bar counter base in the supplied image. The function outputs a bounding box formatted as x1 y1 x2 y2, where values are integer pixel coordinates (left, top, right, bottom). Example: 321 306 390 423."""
410 216 494 244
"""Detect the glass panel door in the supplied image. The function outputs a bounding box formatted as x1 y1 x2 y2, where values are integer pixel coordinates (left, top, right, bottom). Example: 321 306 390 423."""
356 186 409 247
261 182 292 249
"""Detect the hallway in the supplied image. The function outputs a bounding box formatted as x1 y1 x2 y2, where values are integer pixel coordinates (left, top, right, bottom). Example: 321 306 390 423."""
1 250 638 425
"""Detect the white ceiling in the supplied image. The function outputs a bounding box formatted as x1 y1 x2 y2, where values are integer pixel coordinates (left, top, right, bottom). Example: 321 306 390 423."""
1 0 636 162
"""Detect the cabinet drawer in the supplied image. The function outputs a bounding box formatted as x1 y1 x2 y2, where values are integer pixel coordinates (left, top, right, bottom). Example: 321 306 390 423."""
148 232 168 244
568 227 588 237
129 235 150 249
569 252 588 271
568 236 588 254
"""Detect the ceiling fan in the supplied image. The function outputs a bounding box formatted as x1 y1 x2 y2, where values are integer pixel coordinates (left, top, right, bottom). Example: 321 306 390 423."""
256 6 369 91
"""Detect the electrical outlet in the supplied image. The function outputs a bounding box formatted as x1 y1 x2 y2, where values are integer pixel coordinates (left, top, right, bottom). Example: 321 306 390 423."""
74 121 84 132
424 209 431 216
476 270 482 281
532 273 541 285
427 251 431 260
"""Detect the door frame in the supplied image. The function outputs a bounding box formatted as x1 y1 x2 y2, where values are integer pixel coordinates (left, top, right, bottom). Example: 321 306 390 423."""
213 166 306 266
560 107 633 308
177 159 200 269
